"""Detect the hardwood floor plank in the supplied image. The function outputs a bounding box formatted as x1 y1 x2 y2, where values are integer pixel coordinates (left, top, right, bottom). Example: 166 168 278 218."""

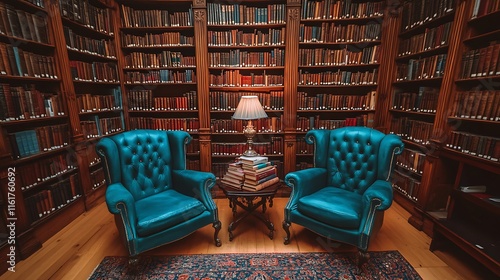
0 198 490 279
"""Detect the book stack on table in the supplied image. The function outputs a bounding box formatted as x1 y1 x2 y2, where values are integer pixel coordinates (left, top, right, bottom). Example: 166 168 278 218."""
239 156 279 191
220 161 245 190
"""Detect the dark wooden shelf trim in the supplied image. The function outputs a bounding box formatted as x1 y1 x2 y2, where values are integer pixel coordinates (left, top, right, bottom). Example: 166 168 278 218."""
389 109 436 117
298 63 380 69
208 44 285 49
396 45 449 62
468 9 500 26
208 23 286 29
73 80 120 85
124 82 196 86
455 75 500 84
299 40 381 47
393 77 443 86
463 29 500 45
297 109 376 113
61 17 114 39
300 15 384 24
0 115 68 126
128 110 198 114
78 108 123 116
0 75 60 83
22 167 79 193
441 147 500 174
211 154 283 158
452 190 500 216
447 116 499 124
211 132 284 135
10 145 73 167
209 86 284 91
120 26 194 32
209 66 285 70
29 195 84 227
123 66 196 71
67 48 117 62
399 11 455 38
297 84 377 88
121 45 195 51
0 34 54 50
3 0 46 13
210 109 283 113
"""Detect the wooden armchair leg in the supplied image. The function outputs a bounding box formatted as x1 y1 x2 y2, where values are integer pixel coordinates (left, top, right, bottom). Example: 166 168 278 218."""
283 221 291 245
213 220 222 247
357 250 370 270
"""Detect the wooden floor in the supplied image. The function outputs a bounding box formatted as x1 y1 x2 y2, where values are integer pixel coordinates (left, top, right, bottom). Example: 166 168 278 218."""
0 198 493 279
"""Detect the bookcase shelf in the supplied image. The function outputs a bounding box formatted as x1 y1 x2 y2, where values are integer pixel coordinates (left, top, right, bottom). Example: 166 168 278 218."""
396 45 449 62
399 9 455 38
66 48 117 62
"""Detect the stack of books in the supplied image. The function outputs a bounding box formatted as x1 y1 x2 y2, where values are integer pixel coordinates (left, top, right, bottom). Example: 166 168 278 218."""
220 161 245 190
240 156 280 191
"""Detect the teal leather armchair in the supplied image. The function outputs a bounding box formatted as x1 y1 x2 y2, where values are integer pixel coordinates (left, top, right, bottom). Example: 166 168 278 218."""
283 127 403 267
96 129 221 257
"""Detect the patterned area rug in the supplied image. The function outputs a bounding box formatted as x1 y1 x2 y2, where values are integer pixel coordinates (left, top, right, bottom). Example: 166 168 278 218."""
89 251 421 279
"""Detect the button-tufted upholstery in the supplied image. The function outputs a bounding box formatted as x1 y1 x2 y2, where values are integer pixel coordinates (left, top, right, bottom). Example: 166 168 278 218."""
283 127 403 268
96 130 221 257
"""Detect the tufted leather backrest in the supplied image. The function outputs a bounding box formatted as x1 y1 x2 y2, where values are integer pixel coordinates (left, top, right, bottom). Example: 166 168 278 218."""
307 127 403 195
97 130 191 201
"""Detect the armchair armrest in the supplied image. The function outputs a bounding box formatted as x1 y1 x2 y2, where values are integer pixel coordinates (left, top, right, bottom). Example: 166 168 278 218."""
172 169 217 211
105 183 138 239
284 168 327 210
362 180 393 211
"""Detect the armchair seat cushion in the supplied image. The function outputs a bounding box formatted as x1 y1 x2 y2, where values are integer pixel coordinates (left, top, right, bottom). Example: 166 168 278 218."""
135 189 207 237
298 187 363 229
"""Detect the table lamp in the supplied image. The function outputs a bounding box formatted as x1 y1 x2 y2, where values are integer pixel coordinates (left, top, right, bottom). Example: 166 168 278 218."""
232 96 268 157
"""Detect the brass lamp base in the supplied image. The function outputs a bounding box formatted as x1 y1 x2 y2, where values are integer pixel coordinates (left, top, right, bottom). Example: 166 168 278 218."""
242 119 259 157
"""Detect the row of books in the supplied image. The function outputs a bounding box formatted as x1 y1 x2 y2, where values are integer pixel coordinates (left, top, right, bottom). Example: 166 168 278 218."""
212 139 283 156
299 45 380 66
81 116 123 139
209 71 283 87
124 70 196 84
59 0 114 35
301 0 384 20
207 3 286 26
128 90 197 111
450 90 500 121
186 139 200 155
18 153 76 191
0 3 49 44
25 174 81 223
77 90 122 113
9 125 70 158
299 22 381 43
210 91 283 111
121 32 194 48
390 118 432 145
221 156 280 191
446 131 500 162
298 69 378 85
210 117 282 133
124 52 195 69
391 87 439 113
86 143 100 167
0 43 57 79
90 167 105 190
209 49 285 67
69 61 119 83
398 22 452 57
471 0 500 19
393 169 421 203
63 26 116 59
207 28 285 47
397 148 426 175
296 137 313 154
296 114 372 131
396 54 447 81
460 44 500 79
120 5 193 28
0 84 65 121
129 117 199 132
297 91 377 111
400 0 455 31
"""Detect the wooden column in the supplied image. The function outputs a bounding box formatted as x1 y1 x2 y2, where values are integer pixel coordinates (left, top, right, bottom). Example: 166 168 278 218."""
373 1 402 132
192 0 211 172
431 0 468 144
283 0 301 175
